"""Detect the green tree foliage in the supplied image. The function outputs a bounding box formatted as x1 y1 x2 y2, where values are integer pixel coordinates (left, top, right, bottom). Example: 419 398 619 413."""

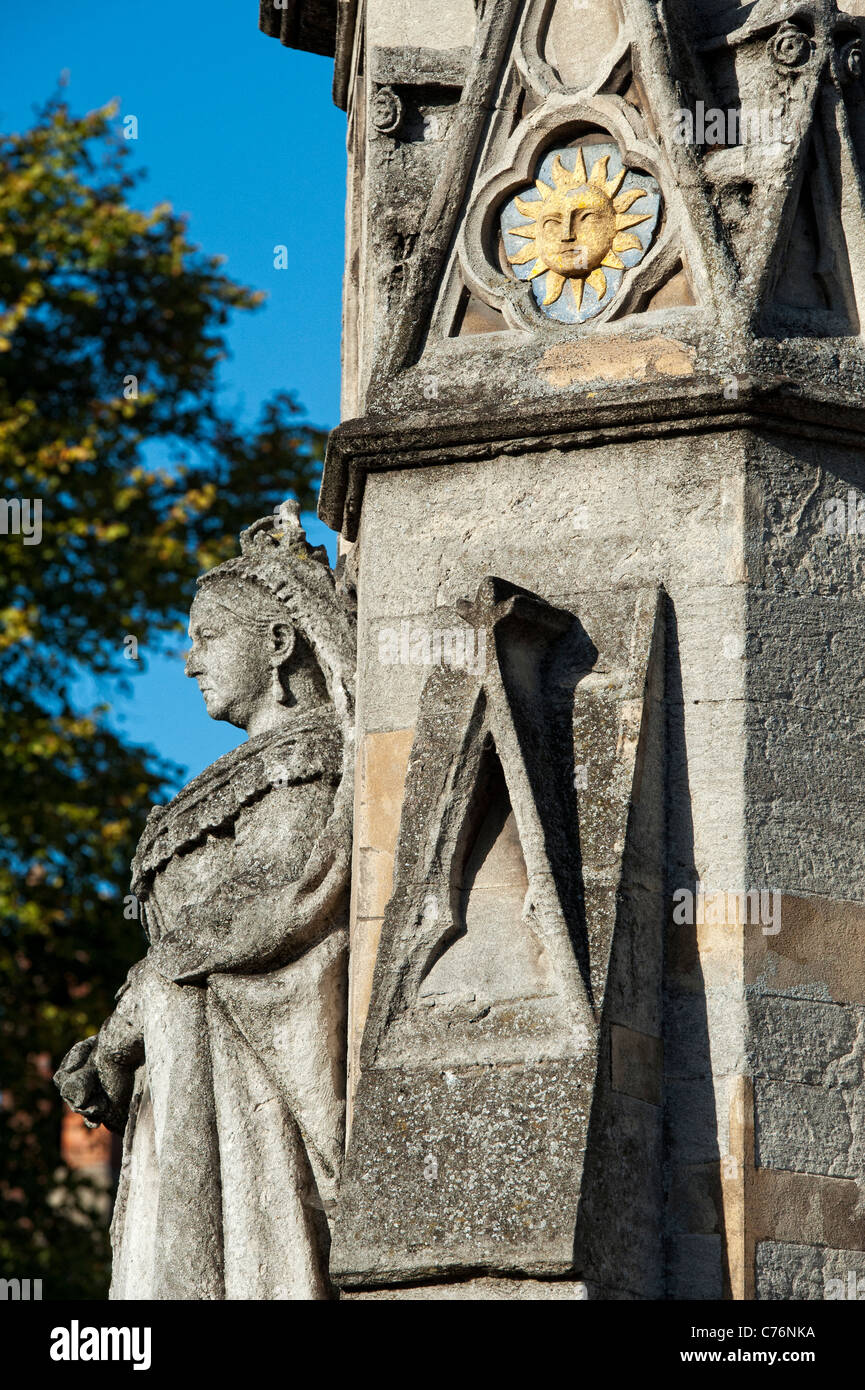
0 99 325 1296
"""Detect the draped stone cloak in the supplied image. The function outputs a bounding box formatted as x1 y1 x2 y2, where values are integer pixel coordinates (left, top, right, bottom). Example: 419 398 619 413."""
104 708 349 1300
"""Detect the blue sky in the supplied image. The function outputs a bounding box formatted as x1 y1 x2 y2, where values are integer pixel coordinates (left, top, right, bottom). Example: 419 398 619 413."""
1 0 346 776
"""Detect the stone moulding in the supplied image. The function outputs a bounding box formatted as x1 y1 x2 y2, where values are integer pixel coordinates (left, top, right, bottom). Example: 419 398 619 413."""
257 0 337 60
359 579 596 1069
330 577 666 1291
319 375 865 538
515 0 629 100
367 0 526 391
258 0 358 109
458 98 678 333
364 0 745 397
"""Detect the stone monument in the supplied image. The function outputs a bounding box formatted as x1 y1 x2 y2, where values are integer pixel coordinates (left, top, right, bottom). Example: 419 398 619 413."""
56 503 356 1299
260 0 865 1300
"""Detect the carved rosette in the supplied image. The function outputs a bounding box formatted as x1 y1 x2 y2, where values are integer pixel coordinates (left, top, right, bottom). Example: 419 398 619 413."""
371 84 404 137
767 22 815 73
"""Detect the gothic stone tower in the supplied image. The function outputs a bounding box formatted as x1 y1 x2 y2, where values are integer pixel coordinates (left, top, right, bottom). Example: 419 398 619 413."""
261 0 865 1300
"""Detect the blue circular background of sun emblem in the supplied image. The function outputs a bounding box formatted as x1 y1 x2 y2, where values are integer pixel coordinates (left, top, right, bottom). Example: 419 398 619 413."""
500 143 662 324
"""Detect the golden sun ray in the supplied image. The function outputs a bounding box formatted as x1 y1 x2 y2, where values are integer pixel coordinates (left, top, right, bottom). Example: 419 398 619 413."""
508 243 541 265
571 277 585 312
613 188 648 213
536 179 553 197
542 271 567 307
528 260 547 279
614 211 653 231
507 223 536 239
572 147 587 185
611 231 644 254
515 195 541 218
589 154 610 187
587 268 607 297
551 154 570 188
605 167 627 200
601 250 626 270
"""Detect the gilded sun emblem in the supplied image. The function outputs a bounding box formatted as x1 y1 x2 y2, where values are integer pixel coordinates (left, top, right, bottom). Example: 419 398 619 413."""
505 146 655 315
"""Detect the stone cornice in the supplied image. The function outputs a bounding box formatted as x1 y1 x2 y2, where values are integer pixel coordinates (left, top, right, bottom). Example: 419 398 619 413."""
319 376 865 537
258 0 357 109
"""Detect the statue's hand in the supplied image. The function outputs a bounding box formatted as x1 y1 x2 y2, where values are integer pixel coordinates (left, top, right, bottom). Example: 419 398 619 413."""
54 1035 131 1135
54 1036 108 1124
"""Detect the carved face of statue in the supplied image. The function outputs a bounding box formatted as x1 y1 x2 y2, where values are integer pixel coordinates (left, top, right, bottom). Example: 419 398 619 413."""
185 590 295 732
536 186 615 277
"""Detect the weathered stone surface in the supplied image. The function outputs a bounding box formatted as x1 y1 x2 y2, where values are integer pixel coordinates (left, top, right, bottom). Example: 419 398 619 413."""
755 1081 861 1180
749 998 862 1085
334 1058 596 1286
611 1025 663 1106
751 1168 865 1252
343 1277 591 1300
756 1241 865 1300
747 895 865 1006
667 1236 725 1302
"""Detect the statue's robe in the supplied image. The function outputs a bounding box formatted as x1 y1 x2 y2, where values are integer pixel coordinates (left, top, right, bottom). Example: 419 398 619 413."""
104 709 348 1300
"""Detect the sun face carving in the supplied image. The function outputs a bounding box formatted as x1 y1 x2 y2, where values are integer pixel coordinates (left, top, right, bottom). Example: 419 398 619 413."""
504 146 658 318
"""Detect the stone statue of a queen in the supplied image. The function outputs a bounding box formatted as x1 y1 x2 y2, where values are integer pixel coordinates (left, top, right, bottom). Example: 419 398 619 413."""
55 503 355 1300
